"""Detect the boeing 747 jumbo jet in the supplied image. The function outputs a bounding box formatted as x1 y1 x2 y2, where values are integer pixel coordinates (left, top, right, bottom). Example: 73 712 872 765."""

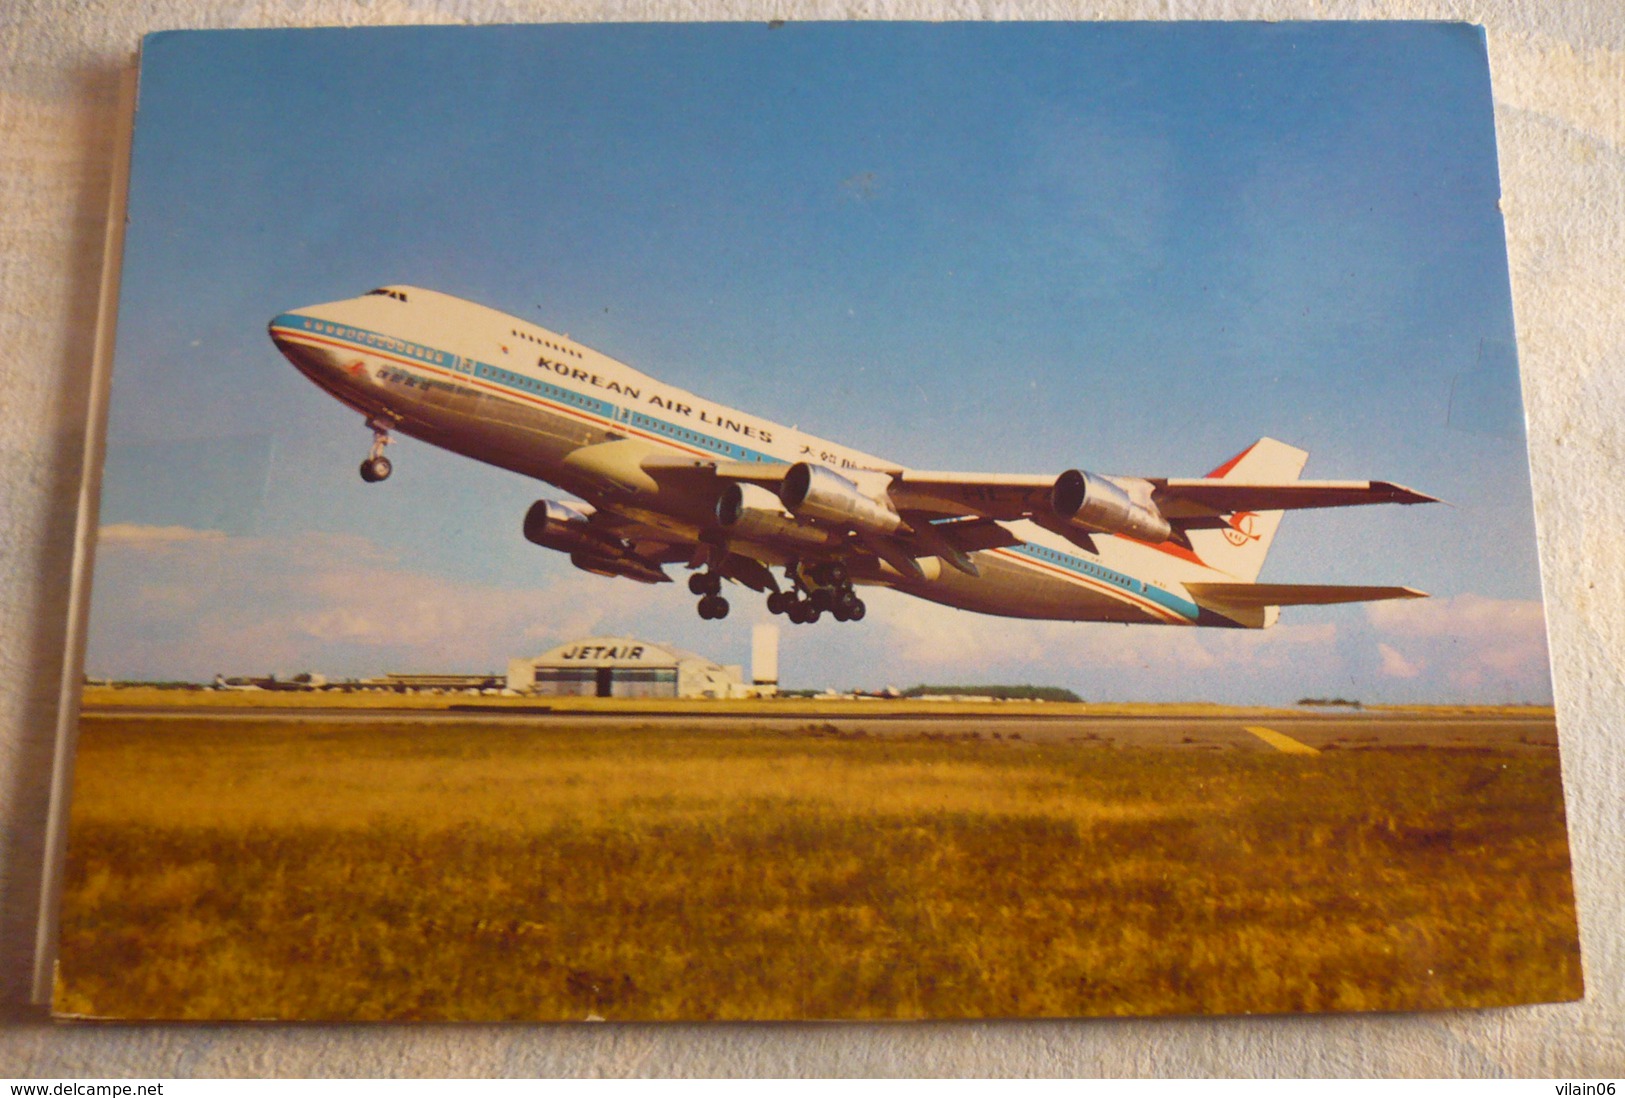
270 286 1436 627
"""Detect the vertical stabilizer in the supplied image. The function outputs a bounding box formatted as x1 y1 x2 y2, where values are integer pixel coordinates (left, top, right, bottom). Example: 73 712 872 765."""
1184 438 1308 581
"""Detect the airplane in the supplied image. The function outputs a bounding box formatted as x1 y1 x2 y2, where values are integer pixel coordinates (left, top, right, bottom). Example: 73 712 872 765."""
269 286 1436 628
212 672 327 691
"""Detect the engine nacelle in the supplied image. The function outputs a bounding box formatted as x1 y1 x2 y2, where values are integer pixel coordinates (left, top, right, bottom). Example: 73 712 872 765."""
523 502 669 583
1050 470 1172 543
523 499 601 554
779 462 903 536
716 482 839 547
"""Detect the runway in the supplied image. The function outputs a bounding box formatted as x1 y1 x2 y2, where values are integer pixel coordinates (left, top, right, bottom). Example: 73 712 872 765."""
78 705 1561 753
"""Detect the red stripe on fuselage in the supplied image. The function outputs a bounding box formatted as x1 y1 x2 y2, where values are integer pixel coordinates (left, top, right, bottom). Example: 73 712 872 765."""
273 327 719 461
988 547 1190 624
1119 533 1207 567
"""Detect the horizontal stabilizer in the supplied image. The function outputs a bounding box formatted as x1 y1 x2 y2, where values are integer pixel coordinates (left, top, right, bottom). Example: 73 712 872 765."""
1186 583 1429 609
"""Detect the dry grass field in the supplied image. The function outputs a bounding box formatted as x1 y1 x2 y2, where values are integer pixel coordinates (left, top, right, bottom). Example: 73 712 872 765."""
55 714 1581 1021
75 684 1320 718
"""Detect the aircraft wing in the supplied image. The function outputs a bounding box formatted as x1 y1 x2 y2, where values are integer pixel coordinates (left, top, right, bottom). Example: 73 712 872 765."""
688 451 1437 523
1186 583 1428 608
799 470 1437 523
1151 479 1438 519
709 459 796 483
709 463 1050 521
584 514 781 591
878 472 1058 520
619 446 1433 581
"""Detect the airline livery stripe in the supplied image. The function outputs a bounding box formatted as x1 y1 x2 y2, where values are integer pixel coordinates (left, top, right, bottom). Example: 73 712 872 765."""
999 548 1187 624
272 313 786 462
1121 533 1207 568
274 327 669 447
989 546 1195 624
272 323 770 464
1001 543 1201 622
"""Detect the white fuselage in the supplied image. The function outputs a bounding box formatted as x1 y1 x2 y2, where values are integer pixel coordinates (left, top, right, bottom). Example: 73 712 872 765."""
270 286 1238 626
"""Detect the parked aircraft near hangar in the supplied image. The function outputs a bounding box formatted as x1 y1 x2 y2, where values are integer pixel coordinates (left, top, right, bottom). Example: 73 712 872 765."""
269 286 1435 627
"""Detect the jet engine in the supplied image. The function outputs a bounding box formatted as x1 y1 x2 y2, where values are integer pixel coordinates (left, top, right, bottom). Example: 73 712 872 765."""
778 462 903 536
523 499 600 554
716 482 839 547
1049 470 1172 543
524 499 670 584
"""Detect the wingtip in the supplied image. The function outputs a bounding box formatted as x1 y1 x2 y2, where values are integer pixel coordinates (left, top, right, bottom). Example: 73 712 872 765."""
1381 482 1443 506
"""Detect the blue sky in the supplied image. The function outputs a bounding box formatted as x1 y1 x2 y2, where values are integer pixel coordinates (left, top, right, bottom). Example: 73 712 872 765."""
87 22 1554 702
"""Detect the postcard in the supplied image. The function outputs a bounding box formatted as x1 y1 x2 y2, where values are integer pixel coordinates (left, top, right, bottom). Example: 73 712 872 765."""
49 22 1581 1021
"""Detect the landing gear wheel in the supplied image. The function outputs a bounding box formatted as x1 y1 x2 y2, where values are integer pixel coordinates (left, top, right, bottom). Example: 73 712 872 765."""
848 598 866 622
688 572 721 597
787 601 811 625
361 419 394 483
767 591 793 615
698 594 729 620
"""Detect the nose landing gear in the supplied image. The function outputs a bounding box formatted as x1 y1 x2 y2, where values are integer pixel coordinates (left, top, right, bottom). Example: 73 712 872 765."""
359 420 393 483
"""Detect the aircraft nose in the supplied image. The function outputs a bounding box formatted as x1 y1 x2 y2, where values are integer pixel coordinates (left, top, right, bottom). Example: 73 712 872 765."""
268 312 357 385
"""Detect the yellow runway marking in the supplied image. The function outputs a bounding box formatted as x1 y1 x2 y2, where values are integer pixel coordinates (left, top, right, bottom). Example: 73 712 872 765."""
1242 725 1321 755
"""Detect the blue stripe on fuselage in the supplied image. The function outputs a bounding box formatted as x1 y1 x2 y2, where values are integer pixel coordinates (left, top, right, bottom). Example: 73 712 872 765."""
1006 541 1201 621
272 313 779 464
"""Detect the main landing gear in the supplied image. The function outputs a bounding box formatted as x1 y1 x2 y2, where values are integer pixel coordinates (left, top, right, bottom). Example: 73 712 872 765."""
687 561 866 625
689 570 729 620
766 562 866 625
359 419 393 483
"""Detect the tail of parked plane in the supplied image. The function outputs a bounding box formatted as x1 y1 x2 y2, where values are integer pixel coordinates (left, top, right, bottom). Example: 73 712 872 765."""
1182 438 1308 582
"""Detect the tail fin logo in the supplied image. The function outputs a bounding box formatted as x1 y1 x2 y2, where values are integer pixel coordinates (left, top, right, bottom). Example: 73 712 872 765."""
1222 511 1260 546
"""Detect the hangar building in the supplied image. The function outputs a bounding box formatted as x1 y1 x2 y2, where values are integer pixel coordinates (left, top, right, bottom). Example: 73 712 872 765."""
507 636 746 699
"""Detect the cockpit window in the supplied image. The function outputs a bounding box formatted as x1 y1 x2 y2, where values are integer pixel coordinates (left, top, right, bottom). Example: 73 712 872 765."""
366 288 409 302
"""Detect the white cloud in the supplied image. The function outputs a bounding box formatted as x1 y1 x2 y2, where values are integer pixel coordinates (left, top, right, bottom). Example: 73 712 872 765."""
1367 592 1548 637
98 523 226 546
863 587 1339 688
1366 594 1552 696
83 522 1554 703
84 529 658 679
1378 642 1423 679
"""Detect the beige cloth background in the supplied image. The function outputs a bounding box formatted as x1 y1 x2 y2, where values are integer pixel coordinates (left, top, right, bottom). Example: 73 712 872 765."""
2 0 1620 1077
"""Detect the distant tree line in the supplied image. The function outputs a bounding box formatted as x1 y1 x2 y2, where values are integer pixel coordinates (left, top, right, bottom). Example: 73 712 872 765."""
902 684 1082 703
1296 697 1363 708
84 677 205 690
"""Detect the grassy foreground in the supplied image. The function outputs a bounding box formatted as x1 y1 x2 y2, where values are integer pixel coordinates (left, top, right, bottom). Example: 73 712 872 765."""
56 716 1582 1021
